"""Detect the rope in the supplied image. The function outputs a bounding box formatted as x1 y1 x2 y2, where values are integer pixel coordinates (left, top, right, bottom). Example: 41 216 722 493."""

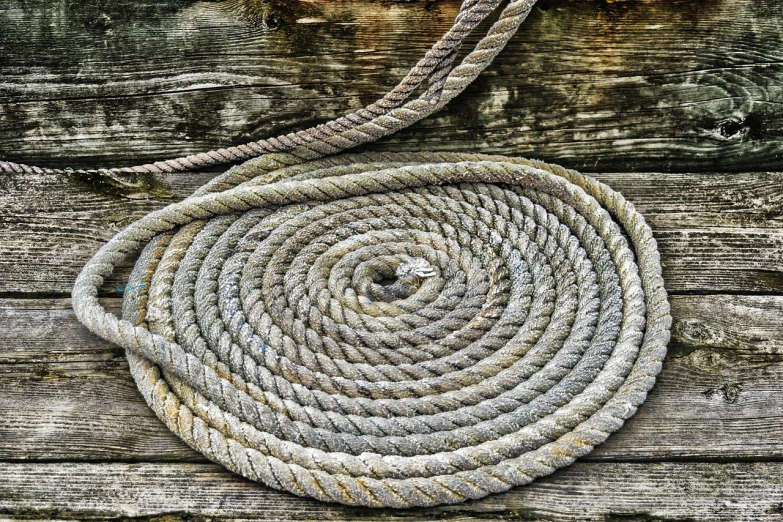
73 153 670 508
1 0 531 175
16 0 672 507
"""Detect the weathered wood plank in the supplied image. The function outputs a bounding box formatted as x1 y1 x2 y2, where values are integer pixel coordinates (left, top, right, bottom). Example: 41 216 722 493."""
1 461 782 521
1 171 781 295
2 295 782 462
2 0 783 172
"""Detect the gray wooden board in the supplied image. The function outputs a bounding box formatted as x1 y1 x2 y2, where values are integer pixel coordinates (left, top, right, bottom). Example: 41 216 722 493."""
1 461 782 521
1 0 783 173
2 295 782 463
1 171 782 296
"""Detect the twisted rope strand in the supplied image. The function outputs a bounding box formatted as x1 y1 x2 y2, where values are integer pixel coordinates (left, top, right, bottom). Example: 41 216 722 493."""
1 0 534 175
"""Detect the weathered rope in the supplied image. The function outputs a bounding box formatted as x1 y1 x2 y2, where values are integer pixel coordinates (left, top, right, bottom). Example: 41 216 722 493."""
18 0 671 508
73 152 670 507
1 0 532 175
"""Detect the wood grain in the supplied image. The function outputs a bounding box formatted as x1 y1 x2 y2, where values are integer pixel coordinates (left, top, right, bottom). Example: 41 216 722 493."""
2 295 782 463
1 0 783 172
2 461 782 521
1 171 781 296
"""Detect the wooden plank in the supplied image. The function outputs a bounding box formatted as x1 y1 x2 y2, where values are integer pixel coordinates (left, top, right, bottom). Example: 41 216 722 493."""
0 298 203 461
2 295 782 462
1 0 783 172
1 171 781 296
0 170 215 296
1 461 782 521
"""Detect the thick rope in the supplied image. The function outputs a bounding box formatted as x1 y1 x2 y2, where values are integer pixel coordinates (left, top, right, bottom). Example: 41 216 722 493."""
1 0 534 175
13 0 672 508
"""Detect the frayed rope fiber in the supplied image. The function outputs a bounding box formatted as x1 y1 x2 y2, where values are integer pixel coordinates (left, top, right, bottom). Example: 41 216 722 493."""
23 0 671 508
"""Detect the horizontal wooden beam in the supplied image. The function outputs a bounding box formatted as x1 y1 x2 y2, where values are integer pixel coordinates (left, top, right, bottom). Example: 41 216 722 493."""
1 0 782 172
1 171 781 296
2 461 782 521
2 295 782 462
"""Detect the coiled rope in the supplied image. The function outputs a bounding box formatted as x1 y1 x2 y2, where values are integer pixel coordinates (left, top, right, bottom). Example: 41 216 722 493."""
13 0 672 508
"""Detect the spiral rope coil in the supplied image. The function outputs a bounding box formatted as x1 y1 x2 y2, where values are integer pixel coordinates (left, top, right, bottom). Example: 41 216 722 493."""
5 0 672 508
72 152 670 507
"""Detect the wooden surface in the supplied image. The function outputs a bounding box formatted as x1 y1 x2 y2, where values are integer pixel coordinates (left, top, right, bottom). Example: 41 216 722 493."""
1 0 783 520
2 0 783 173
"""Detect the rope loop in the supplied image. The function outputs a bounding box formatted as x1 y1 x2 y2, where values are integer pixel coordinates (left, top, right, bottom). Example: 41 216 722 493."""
72 152 670 507
1 0 538 175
